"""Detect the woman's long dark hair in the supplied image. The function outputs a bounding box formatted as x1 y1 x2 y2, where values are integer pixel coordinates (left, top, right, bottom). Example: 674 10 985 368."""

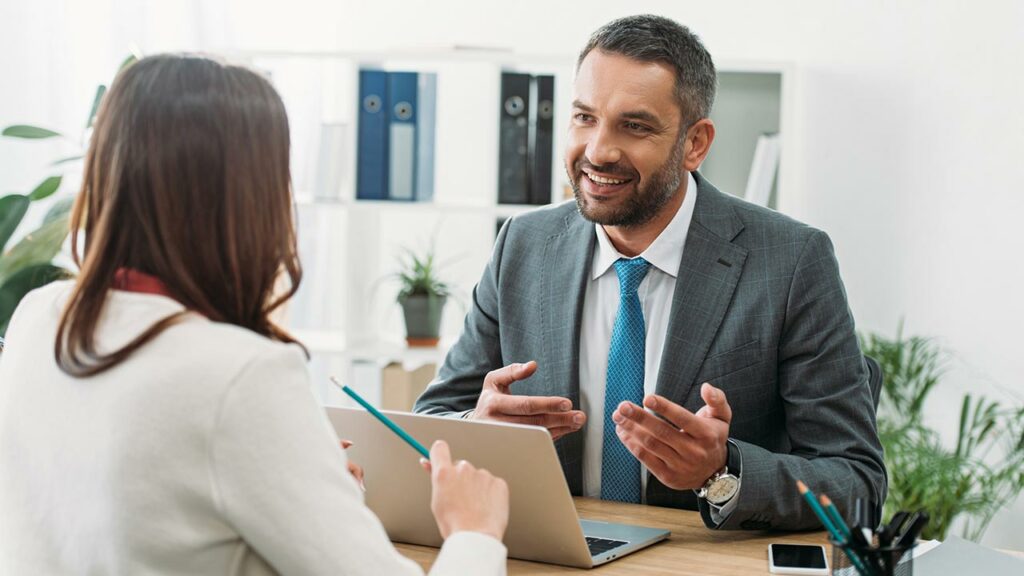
56 54 304 377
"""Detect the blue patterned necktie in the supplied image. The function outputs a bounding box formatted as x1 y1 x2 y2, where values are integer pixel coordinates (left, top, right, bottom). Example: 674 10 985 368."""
600 257 651 503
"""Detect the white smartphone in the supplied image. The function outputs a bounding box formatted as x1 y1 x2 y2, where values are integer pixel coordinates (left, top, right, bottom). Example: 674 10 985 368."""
768 543 829 575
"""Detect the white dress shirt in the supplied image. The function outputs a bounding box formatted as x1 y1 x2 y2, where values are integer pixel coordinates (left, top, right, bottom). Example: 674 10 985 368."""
578 172 741 522
580 171 698 500
0 281 506 575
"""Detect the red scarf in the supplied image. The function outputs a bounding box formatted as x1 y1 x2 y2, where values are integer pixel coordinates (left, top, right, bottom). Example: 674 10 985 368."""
112 268 176 300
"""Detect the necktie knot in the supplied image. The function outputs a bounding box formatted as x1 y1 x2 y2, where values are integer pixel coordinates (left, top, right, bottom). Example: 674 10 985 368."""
614 257 650 296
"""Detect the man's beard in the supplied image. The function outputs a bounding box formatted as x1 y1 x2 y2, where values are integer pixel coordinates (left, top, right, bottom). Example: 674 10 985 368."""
569 137 685 228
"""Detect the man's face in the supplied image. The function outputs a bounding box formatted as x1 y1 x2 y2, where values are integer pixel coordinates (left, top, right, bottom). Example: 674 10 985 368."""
565 50 686 227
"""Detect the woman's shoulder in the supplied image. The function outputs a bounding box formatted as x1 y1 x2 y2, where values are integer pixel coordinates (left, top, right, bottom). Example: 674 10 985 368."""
3 280 75 342
17 278 75 312
11 279 306 380
174 318 307 371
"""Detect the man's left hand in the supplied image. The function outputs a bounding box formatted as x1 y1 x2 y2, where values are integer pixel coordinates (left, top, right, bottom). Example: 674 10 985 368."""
612 382 732 491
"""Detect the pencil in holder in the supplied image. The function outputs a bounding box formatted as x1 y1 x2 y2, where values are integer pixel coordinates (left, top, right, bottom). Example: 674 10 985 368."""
830 537 914 576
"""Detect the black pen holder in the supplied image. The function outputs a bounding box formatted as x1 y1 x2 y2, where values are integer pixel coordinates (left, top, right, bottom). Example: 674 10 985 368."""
830 537 914 576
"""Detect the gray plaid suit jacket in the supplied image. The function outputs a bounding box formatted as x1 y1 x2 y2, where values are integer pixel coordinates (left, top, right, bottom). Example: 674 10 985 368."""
415 172 886 530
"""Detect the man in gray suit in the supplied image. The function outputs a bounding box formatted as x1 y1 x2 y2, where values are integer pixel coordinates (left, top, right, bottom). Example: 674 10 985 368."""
415 14 885 531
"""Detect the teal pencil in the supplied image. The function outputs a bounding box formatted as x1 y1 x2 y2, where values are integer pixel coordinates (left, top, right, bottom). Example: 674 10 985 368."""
331 377 431 459
820 494 852 540
798 481 874 576
796 481 841 539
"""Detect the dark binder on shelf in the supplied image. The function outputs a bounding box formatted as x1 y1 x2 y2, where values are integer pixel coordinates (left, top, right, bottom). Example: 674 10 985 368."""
416 73 437 202
529 74 554 205
356 69 389 200
497 72 531 204
387 71 418 201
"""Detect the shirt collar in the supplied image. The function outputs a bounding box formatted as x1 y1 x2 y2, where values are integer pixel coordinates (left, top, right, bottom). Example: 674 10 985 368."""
592 171 698 280
112 268 177 300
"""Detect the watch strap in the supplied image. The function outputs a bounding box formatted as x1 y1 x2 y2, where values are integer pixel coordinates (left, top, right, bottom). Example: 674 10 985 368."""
725 438 741 477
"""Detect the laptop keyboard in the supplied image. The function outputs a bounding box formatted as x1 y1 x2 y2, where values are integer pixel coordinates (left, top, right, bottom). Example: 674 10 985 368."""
586 536 629 556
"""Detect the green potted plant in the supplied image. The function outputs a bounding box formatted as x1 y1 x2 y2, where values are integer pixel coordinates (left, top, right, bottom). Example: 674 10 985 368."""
0 183 74 336
395 245 450 347
861 326 1024 541
0 55 137 339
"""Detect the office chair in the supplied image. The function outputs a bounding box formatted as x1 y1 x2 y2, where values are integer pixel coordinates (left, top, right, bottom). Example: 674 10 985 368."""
864 355 883 410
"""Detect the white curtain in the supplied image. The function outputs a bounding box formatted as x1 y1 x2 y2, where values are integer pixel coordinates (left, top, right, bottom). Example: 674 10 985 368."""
0 0 230 238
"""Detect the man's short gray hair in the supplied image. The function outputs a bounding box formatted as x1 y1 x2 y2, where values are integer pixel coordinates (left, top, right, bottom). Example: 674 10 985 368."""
577 14 717 126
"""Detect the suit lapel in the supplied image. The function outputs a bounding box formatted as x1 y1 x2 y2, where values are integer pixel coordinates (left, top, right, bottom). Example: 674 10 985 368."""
541 211 595 400
541 209 594 494
655 173 749 405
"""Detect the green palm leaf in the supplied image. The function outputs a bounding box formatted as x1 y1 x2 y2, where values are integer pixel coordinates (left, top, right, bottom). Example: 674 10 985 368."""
86 85 107 129
2 125 62 139
0 194 31 252
29 176 62 201
0 263 71 336
43 197 75 225
0 216 70 285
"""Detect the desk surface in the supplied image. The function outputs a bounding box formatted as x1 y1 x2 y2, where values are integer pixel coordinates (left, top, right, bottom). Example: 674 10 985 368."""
394 497 827 575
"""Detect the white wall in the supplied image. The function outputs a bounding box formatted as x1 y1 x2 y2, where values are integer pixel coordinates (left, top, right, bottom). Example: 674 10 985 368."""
2 0 1022 549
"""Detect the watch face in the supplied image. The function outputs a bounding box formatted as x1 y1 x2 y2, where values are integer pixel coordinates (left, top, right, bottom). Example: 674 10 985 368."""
706 475 739 505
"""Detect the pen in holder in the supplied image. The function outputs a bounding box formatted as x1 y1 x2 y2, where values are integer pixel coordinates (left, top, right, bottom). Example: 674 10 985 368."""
831 537 915 576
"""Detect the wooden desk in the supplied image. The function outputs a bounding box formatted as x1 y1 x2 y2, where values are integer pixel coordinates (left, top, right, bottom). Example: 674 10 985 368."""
394 497 828 575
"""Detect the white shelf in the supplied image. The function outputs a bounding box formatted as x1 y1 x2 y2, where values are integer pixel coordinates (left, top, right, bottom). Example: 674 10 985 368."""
292 328 348 354
293 193 546 218
715 59 794 75
293 328 451 369
348 339 452 370
236 47 572 69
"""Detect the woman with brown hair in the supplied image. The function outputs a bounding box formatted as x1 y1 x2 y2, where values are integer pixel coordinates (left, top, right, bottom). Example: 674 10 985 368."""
0 54 508 575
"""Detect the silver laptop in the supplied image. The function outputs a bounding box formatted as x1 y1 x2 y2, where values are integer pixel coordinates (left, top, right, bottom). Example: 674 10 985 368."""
325 407 669 568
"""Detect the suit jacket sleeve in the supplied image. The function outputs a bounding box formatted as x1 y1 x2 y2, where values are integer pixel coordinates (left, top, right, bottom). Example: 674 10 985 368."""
700 229 887 531
414 219 511 416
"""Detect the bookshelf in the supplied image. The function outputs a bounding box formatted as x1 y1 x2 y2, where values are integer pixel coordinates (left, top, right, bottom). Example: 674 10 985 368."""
237 49 794 405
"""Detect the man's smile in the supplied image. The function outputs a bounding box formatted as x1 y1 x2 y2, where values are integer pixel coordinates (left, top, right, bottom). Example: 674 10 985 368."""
580 168 635 198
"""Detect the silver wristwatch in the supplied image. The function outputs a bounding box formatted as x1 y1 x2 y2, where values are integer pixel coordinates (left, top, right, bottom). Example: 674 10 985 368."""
696 466 740 506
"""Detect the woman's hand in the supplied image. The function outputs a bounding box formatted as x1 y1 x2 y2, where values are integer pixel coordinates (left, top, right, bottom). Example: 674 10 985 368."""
419 440 509 541
340 440 364 491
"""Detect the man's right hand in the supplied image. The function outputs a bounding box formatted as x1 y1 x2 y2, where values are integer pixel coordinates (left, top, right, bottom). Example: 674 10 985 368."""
470 361 586 440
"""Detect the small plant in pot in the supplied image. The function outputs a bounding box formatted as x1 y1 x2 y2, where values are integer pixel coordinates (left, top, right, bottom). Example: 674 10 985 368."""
396 246 450 347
